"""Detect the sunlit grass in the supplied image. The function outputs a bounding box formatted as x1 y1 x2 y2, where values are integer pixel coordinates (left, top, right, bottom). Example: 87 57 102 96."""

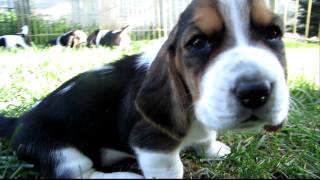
284 40 319 49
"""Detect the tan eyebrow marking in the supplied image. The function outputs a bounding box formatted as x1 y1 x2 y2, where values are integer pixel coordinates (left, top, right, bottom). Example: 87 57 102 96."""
251 0 276 25
193 3 223 36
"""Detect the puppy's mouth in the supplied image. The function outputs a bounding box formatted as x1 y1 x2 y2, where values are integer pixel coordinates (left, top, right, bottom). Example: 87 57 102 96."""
239 115 284 132
242 115 260 123
235 115 263 129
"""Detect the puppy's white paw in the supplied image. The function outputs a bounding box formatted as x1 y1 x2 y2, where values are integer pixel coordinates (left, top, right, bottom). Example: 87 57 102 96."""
206 141 231 159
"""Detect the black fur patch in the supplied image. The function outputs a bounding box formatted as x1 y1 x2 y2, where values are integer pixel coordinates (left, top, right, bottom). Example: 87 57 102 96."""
87 29 99 47
99 31 121 47
0 37 6 47
87 28 128 47
47 31 73 47
0 116 16 138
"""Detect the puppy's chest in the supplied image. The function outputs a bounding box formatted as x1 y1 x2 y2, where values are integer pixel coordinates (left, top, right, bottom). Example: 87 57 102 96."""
180 120 214 149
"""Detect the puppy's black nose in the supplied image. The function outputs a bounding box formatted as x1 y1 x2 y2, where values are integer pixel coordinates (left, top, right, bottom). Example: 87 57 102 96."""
236 81 271 109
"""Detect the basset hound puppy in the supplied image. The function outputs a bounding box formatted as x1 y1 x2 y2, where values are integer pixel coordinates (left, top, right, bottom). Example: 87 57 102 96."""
0 26 31 49
0 0 289 178
47 30 88 48
87 25 131 48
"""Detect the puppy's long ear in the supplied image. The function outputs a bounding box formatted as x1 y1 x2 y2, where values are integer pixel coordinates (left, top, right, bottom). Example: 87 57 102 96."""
135 27 191 140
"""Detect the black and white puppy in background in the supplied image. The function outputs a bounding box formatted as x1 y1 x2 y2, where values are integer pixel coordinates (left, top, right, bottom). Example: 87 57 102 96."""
0 26 31 49
47 30 88 48
0 0 289 179
87 25 131 48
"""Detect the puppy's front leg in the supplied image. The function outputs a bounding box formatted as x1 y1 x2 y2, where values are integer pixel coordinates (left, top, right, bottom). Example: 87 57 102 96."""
134 148 183 179
194 131 231 159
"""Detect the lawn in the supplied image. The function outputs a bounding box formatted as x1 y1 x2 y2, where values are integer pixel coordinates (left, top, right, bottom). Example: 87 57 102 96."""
0 40 319 179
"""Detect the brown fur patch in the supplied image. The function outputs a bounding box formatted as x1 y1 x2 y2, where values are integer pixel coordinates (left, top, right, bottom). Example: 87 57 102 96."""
176 1 226 102
193 2 223 36
251 0 275 25
184 69 201 102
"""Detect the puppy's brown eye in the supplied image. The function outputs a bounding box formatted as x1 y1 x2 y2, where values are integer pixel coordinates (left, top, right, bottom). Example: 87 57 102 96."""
188 36 212 52
192 38 209 49
265 25 282 41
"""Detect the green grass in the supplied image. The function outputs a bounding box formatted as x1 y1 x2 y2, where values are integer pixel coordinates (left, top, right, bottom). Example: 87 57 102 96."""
284 38 320 49
0 41 319 179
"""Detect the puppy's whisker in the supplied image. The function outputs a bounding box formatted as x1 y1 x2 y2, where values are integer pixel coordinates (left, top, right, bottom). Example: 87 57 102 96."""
288 96 305 114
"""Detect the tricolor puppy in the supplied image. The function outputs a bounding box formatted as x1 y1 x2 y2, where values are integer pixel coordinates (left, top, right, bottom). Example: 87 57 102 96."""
0 26 31 49
87 25 131 48
47 30 88 48
0 0 289 179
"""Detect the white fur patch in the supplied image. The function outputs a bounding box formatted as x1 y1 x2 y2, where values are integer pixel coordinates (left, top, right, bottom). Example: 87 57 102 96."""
119 33 131 49
181 120 214 149
96 30 110 46
203 141 231 159
89 172 144 179
74 30 88 44
20 25 29 35
136 38 166 70
0 35 30 48
218 0 249 45
57 82 76 95
100 148 134 167
134 148 183 179
54 148 94 178
54 148 143 179
56 36 62 46
90 65 114 73
30 101 41 110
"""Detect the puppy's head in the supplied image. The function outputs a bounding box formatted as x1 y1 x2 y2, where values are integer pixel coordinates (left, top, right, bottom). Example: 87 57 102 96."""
136 0 289 140
69 30 88 48
106 26 131 47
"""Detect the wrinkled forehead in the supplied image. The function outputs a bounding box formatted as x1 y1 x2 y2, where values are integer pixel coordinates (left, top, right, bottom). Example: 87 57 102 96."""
186 0 276 42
